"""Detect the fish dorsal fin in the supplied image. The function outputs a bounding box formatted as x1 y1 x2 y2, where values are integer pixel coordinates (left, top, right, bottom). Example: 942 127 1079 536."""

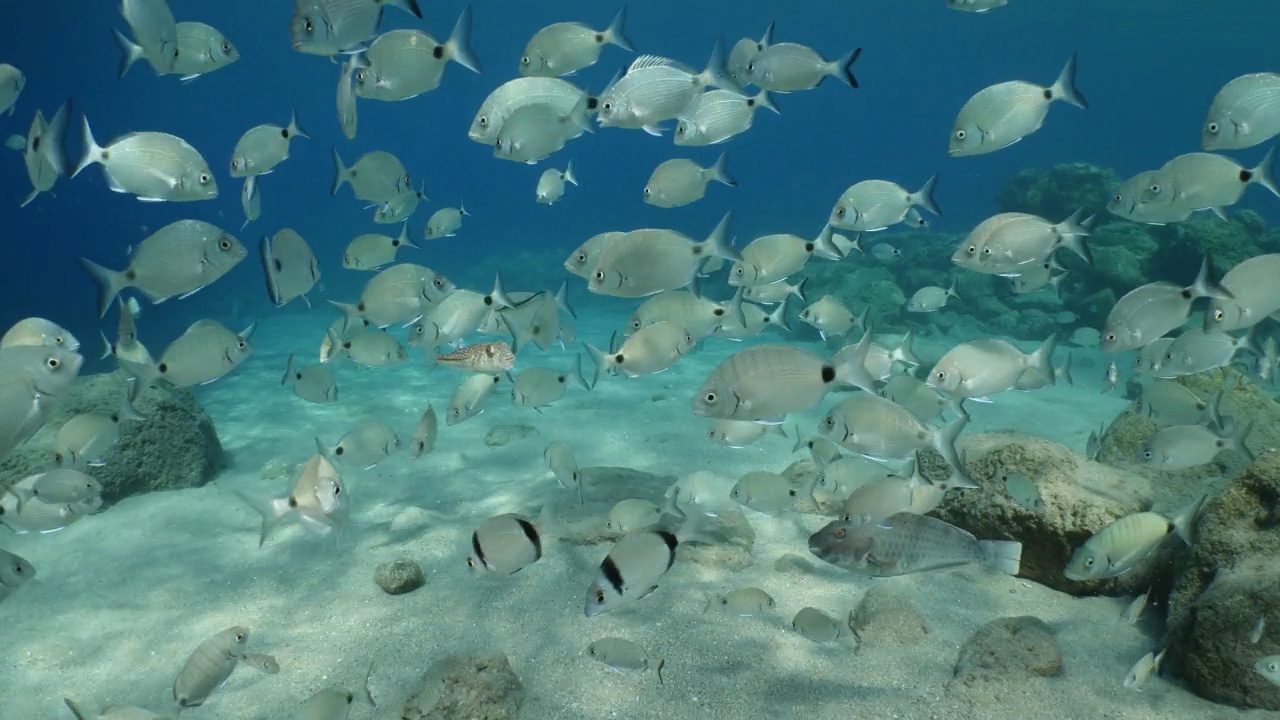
628 54 690 74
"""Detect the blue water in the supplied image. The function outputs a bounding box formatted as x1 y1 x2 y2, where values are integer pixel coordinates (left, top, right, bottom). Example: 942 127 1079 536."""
1 0 1277 346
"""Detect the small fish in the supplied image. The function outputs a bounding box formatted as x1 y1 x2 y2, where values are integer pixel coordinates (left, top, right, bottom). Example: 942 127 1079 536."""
240 176 261 229
877 374 953 423
511 356 590 411
230 111 307 178
119 0 178 71
0 488 98 534
1123 588 1149 624
544 441 583 504
520 8 633 77
586 637 664 684
727 25 772 85
0 547 36 603
597 44 742 134
292 688 358 720
1257 656 1280 687
536 160 577 204
319 421 400 469
742 277 806 305
1124 648 1166 690
745 25 860 91
870 243 900 262
0 64 25 116
1 317 79 352
5 134 24 150
1202 72 1280 151
829 176 940 233
810 512 1022 577
437 341 516 373
927 334 1058 399
79 220 246 317
790 607 852 644
1064 496 1205 581
235 454 347 546
114 21 239 81
261 228 321 308
1102 361 1119 394
999 467 1045 512
53 382 143 467
409 405 437 460
173 626 248 710
1252 615 1266 644
585 529 682 617
331 148 412 203
156 320 254 387
706 418 785 448
606 499 663 534
467 512 544 575
337 56 358 140
706 587 775 616
493 96 593 164
674 90 778 146
446 373 500 425
1085 427 1102 461
20 99 73 208
281 354 338 403
948 0 1008 12
953 210 1092 275
729 227 840 287
1158 329 1251 377
290 0 423 57
346 262 454 327
949 53 1087 156
372 182 427 224
353 6 481 101
343 224 419 270
906 279 958 313
469 76 595 145
423 203 469 239
71 117 217 202
1139 419 1253 471
643 152 736 208
585 323 695 386
729 470 815 514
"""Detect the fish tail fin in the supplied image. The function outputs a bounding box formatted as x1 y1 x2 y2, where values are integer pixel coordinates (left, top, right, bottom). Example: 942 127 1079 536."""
894 330 921 367
1170 494 1208 545
931 415 969 474
1056 207 1095 265
330 147 348 196
99 331 112 360
42 99 72 176
943 450 979 489
459 199 470 216
118 377 145 422
489 270 516 309
78 257 125 318
287 110 309 140
701 212 741 261
111 29 145 79
498 310 533 354
675 509 718 546
233 491 292 548
445 4 483 74
281 353 297 386
603 6 634 51
725 286 747 329
710 150 737 187
767 296 792 332
1058 352 1075 387
1251 145 1279 199
1050 51 1087 109
554 280 577 319
63 699 91 720
395 222 419 250
979 540 1022 575
913 174 941 215
832 325 879 393
834 46 862 88
383 0 423 18
946 276 960 300
563 159 578 187
792 276 809 303
584 342 612 388
568 353 591 391
814 223 844 260
701 36 743 95
71 114 104 179
755 90 780 115
790 424 807 453
1049 271 1069 299
1028 333 1059 385
1189 253 1234 301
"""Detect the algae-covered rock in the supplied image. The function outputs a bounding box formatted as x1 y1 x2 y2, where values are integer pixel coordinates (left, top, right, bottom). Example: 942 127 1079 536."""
374 558 425 595
1165 450 1280 711
850 585 930 646
483 423 538 448
922 432 1154 595
952 616 1063 684
401 652 525 720
994 163 1120 225
0 369 224 505
1149 212 1265 279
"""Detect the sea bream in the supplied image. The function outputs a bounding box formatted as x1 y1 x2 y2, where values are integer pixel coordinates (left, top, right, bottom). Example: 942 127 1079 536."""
809 511 1022 577
353 6 482 102
948 53 1087 156
597 41 743 134
818 393 968 473
1063 496 1205 581
728 226 842 287
234 453 347 546
114 20 239 81
423 203 469 239
519 7 632 78
585 323 696 386
1202 72 1280 151
229 111 308 177
1205 253 1280 331
468 76 596 146
1100 255 1232 352
1 317 79 353
674 89 778 146
493 96 593 164
172 626 249 711
155 320 254 387
744 24 860 92
829 176 940 233
643 152 736 208
1137 149 1279 222
20 98 72 208
290 0 423 57
927 334 1058 399
588 213 740 298
79 220 247 317
119 0 178 72
261 228 320 308
535 160 577 204
331 148 413 203
0 64 25 116
71 117 217 202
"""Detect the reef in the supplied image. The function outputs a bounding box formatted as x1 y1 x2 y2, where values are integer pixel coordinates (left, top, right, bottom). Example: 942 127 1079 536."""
400 652 526 720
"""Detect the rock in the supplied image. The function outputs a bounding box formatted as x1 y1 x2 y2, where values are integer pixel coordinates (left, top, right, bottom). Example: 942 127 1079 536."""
1166 450 1280 710
953 616 1063 684
374 559 425 595
401 652 525 720
0 370 224 505
774 553 818 575
483 424 538 448
994 163 1120 225
849 585 930 646
921 432 1155 595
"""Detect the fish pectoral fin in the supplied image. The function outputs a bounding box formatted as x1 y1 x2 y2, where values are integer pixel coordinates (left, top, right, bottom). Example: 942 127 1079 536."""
636 585 660 601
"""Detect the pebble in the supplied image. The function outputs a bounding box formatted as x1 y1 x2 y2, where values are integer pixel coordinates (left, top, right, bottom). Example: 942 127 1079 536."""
375 558 426 595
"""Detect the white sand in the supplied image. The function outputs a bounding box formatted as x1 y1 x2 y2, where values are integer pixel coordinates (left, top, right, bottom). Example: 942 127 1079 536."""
0 306 1266 720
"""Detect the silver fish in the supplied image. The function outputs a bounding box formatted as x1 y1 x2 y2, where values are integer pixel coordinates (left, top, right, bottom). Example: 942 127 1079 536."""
809 511 1022 576
230 111 308 177
494 96 593 164
173 626 248 710
290 0 423 56
447 373 500 425
354 7 481 101
1 317 79 353
409 404 437 459
1101 255 1231 352
1135 380 1208 426
0 547 35 603
79 220 246 316
337 56 358 140
71 118 217 202
745 27 860 92
819 393 967 472
1156 328 1249 377
1206 253 1280 332
331 148 412 203
120 0 178 71
64 699 173 720
520 8 632 78
597 43 742 133
927 335 1057 399
343 224 419 270
729 226 840 287
1203 72 1280 151
469 76 595 146
1141 149 1278 221
588 213 740 298
586 637 664 683
949 53 1087 156
20 99 72 208
585 529 681 617
234 454 347 546
155 320 254 387
948 0 1008 11
1064 497 1204 581
281 354 338 403
511 356 589 410
585 323 695 385
706 418 785 448
535 160 577 204
643 152 736 208
906 279 958 312
53 383 143 468
467 512 544 575
114 21 238 81
262 228 321 308
240 175 261 229
790 607 852 644
1139 414 1253 471
674 90 777 146
830 176 939 232
423 203 469 239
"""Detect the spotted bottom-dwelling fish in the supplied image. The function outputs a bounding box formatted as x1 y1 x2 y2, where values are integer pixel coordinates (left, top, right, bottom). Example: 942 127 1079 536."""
809 511 1022 577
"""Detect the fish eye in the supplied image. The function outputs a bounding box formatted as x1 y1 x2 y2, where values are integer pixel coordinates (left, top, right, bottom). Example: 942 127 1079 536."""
466 557 476 568
1214 309 1224 320
746 62 755 72
822 417 834 428
222 42 231 53
835 207 845 218
1112 193 1123 203
54 452 63 463
1084 557 1095 567
834 528 847 539
478 116 488 127
1148 184 1160 193
46 357 60 369
199 173 211 184
676 125 686 135
593 270 605 281
630 320 641 330
981 247 991 255
602 101 613 111
434 278 444 288
575 252 587 263
955 129 966 140
1207 121 1219 133
643 187 651 196
841 513 852 523
237 341 246 349
588 648 596 656
521 56 531 66
703 392 716 403
1105 332 1116 342
235 632 245 642
304 20 314 32
966 245 976 255
219 239 231 250
594 590 605 603
356 70 366 82
1142 450 1152 459
414 325 424 335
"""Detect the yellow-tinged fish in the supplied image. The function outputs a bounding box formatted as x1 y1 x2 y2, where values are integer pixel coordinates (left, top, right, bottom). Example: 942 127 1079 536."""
155 320 254 387
520 8 632 78
79 220 246 317
1063 496 1206 581
71 117 216 202
173 626 249 710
